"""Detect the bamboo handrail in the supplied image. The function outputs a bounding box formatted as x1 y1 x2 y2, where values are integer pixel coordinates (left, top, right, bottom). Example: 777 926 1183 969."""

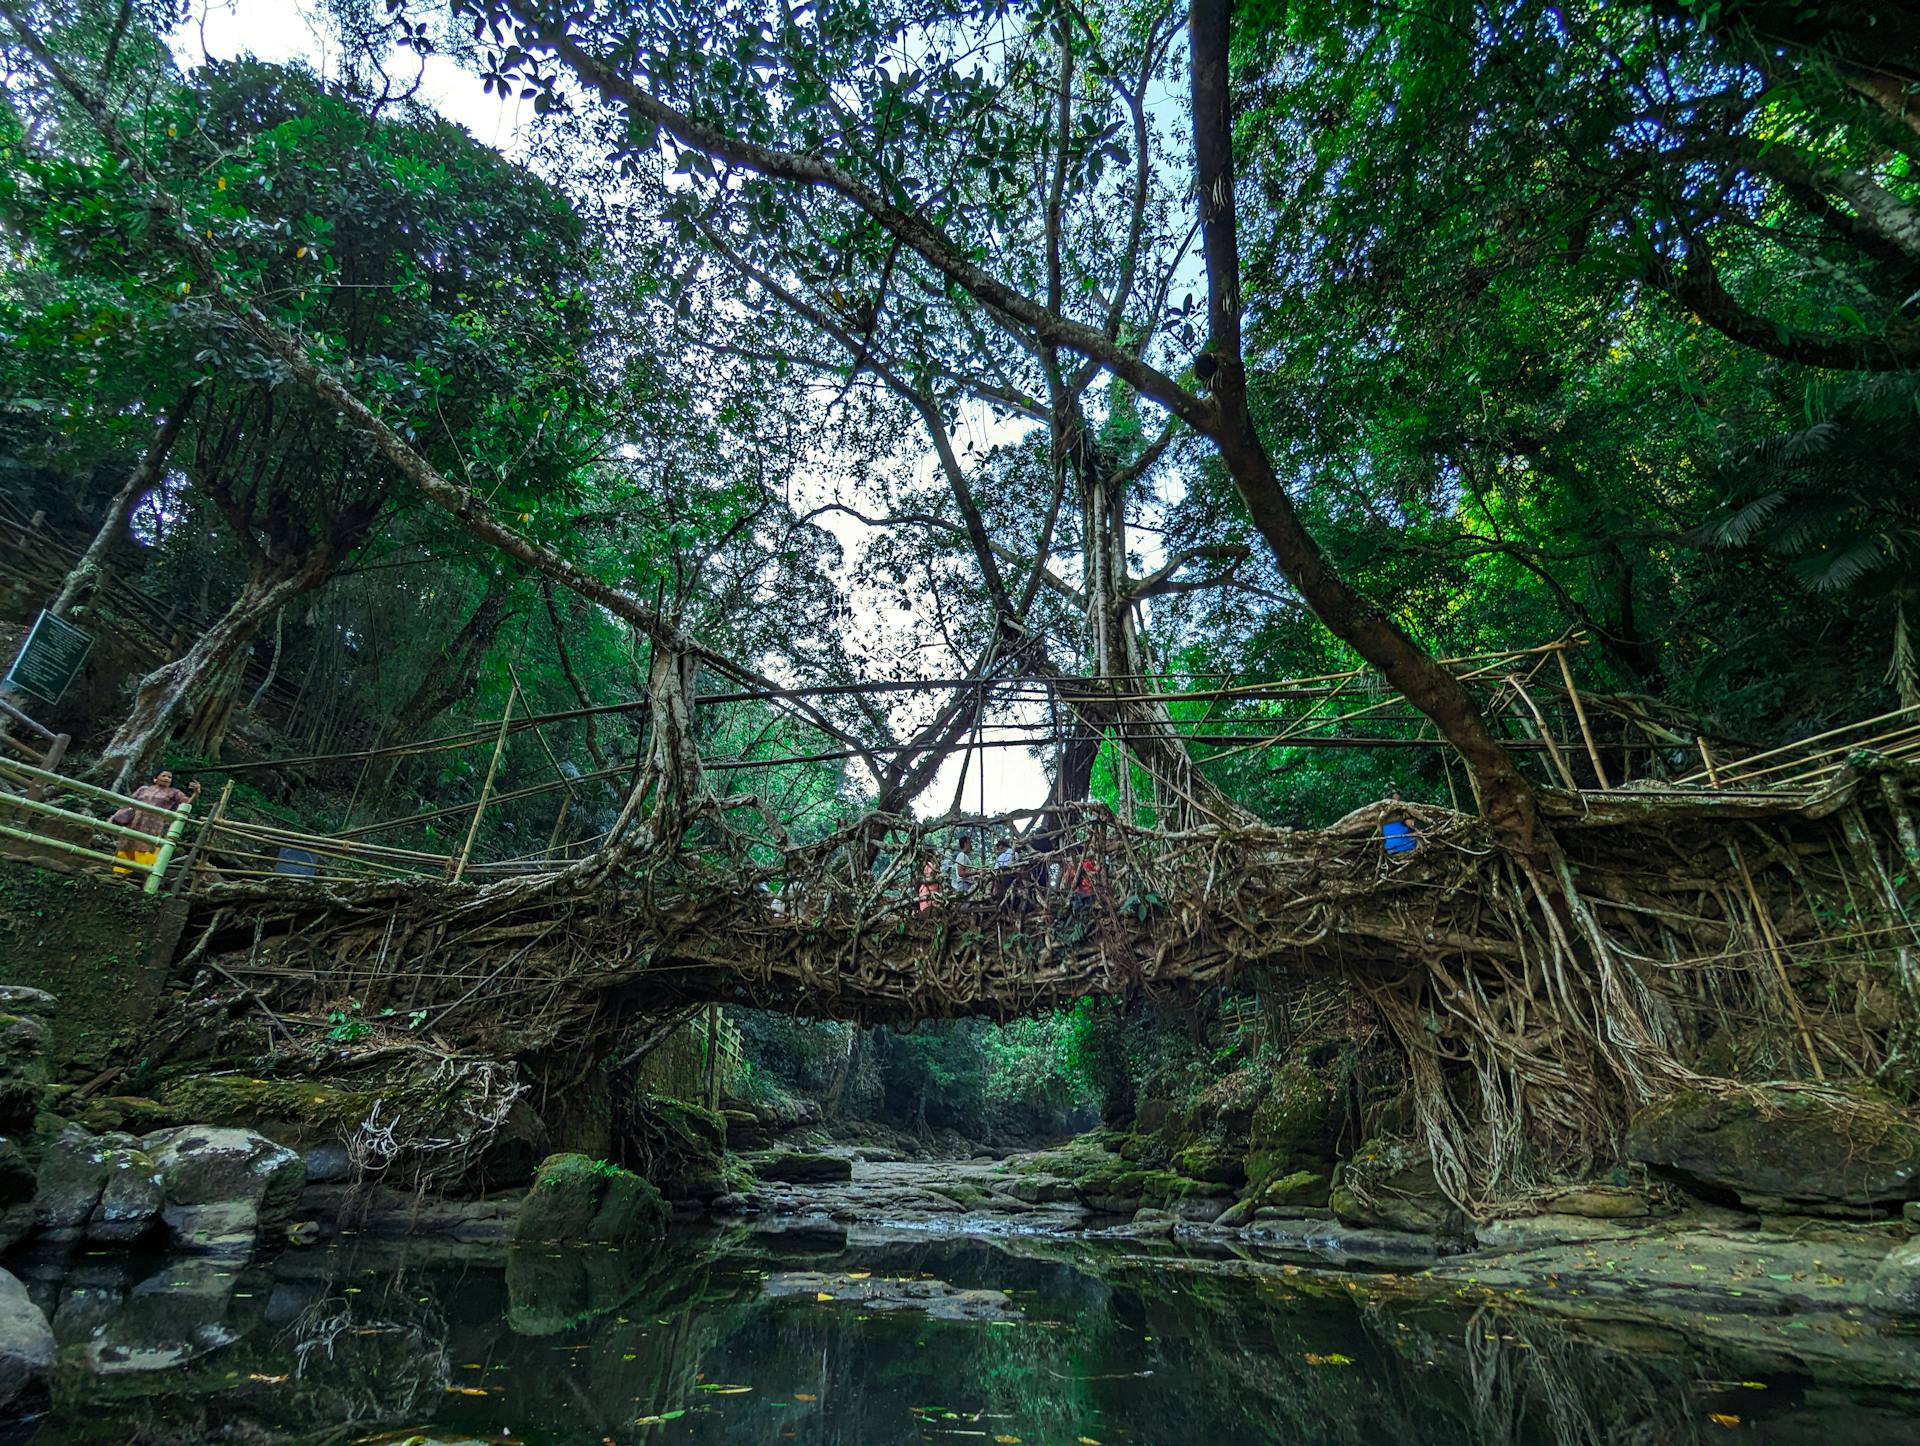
1669 703 1920 786
0 756 198 830
0 789 195 849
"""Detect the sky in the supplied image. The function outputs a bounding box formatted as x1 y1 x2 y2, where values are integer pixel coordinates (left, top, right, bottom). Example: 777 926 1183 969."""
170 0 1059 817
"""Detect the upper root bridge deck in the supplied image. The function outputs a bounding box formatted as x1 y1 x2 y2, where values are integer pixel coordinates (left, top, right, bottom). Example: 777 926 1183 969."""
172 761 1919 1071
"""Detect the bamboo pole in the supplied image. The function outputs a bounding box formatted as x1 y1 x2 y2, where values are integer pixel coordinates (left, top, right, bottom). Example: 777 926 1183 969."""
1554 646 1611 790
0 789 192 848
1695 736 1723 787
144 800 193 896
1506 674 1580 791
1672 703 1920 786
453 685 516 883
0 755 196 827
169 779 231 896
0 820 150 875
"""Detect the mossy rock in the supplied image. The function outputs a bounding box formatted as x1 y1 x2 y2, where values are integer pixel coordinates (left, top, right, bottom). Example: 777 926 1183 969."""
515 1154 667 1244
757 1152 852 1184
1331 1135 1466 1237
1172 1139 1246 1188
1263 1169 1330 1207
1627 1086 1920 1209
622 1093 729 1199
1244 1060 1334 1187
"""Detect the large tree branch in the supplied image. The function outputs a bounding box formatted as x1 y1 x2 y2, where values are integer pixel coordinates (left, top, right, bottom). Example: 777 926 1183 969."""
1649 247 1920 369
1129 542 1249 599
797 502 1085 608
1184 0 1541 841
533 21 1216 434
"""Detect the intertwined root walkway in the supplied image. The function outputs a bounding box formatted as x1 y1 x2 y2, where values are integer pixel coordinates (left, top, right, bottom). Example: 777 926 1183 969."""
179 762 1918 1078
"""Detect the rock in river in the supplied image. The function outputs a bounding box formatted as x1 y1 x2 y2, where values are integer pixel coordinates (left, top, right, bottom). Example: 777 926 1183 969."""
144 1125 305 1254
1627 1086 1920 1211
0 1268 53 1415
756 1151 854 1184
513 1153 667 1244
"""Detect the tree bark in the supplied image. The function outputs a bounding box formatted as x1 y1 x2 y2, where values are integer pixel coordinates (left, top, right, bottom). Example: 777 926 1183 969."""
98 550 334 788
1184 0 1543 843
48 382 198 620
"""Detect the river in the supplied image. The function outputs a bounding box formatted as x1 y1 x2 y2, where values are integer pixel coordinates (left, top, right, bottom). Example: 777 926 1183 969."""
7 1210 1918 1445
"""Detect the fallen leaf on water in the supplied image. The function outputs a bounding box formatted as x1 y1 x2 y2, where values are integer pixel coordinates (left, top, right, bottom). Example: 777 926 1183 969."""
795 1392 817 1401
994 1436 1022 1444
1709 1414 1741 1427
246 1373 288 1384
1304 1353 1354 1367
816 1291 835 1301
1078 1438 1103 1444
446 1386 489 1397
847 1271 871 1280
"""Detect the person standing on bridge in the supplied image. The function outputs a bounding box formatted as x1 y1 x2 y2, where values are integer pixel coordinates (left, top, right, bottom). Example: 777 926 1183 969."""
109 769 198 874
950 832 978 897
917 847 940 913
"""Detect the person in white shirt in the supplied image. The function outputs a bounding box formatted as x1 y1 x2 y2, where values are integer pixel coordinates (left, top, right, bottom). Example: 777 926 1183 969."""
950 833 977 895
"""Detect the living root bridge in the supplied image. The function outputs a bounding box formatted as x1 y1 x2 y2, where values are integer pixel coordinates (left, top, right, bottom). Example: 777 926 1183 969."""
177 764 1919 1090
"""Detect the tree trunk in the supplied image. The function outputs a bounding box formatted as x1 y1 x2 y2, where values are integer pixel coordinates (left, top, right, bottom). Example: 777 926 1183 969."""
1185 0 1542 846
49 382 198 620
97 553 331 789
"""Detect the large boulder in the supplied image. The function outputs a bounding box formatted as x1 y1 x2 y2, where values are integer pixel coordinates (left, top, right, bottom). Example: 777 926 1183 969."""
0 1139 35 1253
1868 1239 1920 1319
514 1154 667 1245
1330 1135 1469 1238
32 1125 118 1239
91 1145 163 1243
1627 1087 1920 1211
142 1125 305 1254
756 1152 854 1185
0 1268 53 1415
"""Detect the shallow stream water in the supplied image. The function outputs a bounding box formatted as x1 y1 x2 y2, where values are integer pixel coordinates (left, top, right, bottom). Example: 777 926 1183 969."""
6 1225 1918 1445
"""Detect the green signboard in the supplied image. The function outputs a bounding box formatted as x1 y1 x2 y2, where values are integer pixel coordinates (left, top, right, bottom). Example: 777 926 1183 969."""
4 610 93 705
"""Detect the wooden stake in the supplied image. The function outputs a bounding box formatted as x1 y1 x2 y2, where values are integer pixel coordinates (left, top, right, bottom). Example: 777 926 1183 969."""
705 1003 721 1111
1554 646 1611 790
1695 735 1723 787
453 685 516 883
543 797 571 861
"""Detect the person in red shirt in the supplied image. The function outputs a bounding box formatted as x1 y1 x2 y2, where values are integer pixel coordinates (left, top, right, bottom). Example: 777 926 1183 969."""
109 769 198 874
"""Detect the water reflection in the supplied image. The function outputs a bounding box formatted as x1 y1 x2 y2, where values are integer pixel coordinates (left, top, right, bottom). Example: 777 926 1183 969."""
3 1229 1915 1445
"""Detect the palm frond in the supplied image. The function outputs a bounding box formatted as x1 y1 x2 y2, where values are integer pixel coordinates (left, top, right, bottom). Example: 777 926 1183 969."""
1789 536 1888 594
